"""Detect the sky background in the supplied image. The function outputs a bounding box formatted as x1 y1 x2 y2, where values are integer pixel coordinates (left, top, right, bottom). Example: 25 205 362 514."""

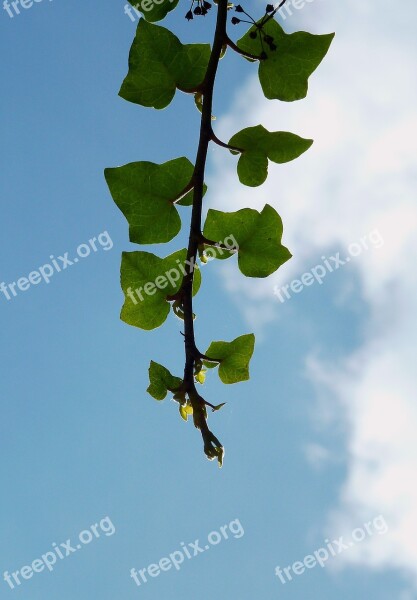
1 0 416 598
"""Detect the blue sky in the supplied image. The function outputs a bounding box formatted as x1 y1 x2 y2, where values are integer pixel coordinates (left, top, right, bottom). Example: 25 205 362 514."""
1 0 416 599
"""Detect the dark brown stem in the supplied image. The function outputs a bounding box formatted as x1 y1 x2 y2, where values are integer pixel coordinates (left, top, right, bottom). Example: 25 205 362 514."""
199 233 238 251
210 128 244 153
181 0 229 459
197 351 222 363
225 34 264 61
177 84 205 94
171 180 195 204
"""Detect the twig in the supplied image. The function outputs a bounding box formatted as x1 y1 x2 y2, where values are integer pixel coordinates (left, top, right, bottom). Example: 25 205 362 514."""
225 34 264 61
210 128 244 152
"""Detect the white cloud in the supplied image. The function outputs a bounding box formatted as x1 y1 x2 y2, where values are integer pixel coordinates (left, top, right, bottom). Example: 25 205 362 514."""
209 0 417 588
304 442 336 470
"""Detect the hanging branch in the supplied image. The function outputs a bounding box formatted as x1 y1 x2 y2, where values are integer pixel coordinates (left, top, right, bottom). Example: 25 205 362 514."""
104 0 334 466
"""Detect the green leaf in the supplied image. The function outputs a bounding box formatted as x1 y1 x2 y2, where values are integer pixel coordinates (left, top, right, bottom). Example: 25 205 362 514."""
204 334 255 384
179 403 193 421
203 204 292 277
194 92 203 115
211 402 226 412
147 361 182 400
229 125 313 187
105 158 196 244
119 20 210 109
120 249 201 330
216 446 224 468
237 20 334 102
195 368 207 385
127 0 179 23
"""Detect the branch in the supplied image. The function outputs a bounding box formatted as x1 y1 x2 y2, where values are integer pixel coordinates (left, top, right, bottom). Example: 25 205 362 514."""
210 128 244 153
181 0 229 461
171 180 195 204
199 233 238 251
225 34 264 61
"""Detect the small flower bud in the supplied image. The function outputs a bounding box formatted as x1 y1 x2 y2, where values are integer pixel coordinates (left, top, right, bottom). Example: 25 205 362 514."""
249 30 257 39
231 16 240 24
266 3 274 12
185 9 193 19
194 5 202 14
235 3 244 11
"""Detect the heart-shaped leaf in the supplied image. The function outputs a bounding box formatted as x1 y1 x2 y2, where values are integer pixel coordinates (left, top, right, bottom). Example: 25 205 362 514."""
229 125 313 186
120 19 210 109
203 204 292 277
147 361 182 400
120 249 201 330
105 158 195 245
204 334 255 384
237 20 334 102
